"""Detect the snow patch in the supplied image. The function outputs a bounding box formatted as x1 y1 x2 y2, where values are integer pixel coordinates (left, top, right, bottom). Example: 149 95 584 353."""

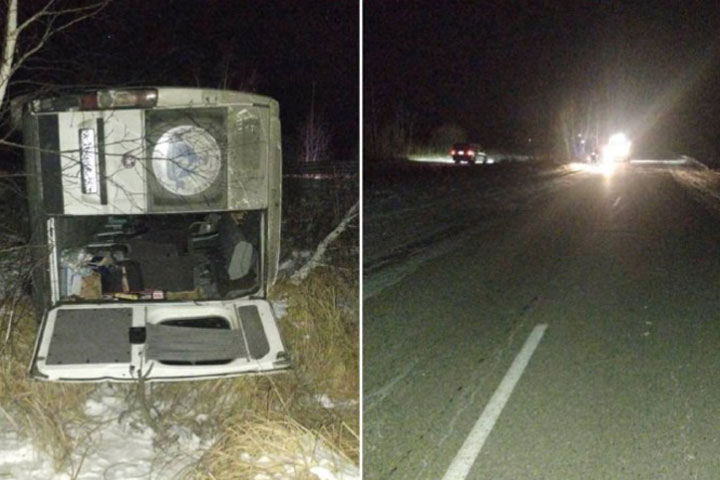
278 249 312 276
271 297 289 320
314 393 358 410
0 384 211 480
242 433 359 480
1 386 359 480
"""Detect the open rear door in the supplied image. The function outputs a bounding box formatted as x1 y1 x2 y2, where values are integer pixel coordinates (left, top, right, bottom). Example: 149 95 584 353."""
31 299 290 382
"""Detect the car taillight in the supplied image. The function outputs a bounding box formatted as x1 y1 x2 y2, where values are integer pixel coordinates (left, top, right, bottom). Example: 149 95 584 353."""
451 149 456 155
79 94 98 110
468 150 475 155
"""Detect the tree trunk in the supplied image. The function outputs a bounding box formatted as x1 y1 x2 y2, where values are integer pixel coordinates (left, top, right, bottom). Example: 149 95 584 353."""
0 0 18 107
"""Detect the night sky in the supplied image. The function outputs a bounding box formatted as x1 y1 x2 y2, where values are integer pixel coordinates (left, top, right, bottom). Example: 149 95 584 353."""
11 0 358 161
365 1 720 160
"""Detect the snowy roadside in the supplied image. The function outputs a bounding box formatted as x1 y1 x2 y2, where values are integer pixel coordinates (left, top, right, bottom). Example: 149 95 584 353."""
0 385 207 480
0 297 359 480
0 393 359 480
0 170 358 480
669 163 720 216
363 160 578 299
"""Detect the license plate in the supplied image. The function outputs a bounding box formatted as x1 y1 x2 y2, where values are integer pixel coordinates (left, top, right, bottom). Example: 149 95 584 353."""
79 128 98 194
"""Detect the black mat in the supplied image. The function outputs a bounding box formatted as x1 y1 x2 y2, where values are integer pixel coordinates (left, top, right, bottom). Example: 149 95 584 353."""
145 324 247 362
238 305 270 359
46 308 132 365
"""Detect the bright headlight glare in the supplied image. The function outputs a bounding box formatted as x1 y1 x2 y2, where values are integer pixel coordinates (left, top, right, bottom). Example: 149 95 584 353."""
602 132 631 162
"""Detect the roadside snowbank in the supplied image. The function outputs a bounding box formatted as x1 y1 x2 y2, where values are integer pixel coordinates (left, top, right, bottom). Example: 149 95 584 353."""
0 384 205 479
1 383 359 480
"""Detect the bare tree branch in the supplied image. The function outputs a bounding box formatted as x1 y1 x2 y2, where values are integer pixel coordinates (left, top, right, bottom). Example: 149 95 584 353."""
291 200 358 284
0 0 110 109
14 0 53 36
9 1 109 84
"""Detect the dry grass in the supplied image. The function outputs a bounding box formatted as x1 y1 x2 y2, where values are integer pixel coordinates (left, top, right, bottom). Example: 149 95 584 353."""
0 263 358 478
185 267 359 478
270 269 359 459
0 297 97 474
188 413 356 480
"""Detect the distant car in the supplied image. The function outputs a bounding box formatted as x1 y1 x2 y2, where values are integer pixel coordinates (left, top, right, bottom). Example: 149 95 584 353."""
450 143 487 164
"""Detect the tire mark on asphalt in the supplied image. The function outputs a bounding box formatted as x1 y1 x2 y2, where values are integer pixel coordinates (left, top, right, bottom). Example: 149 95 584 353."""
433 296 541 452
364 225 469 274
365 358 418 412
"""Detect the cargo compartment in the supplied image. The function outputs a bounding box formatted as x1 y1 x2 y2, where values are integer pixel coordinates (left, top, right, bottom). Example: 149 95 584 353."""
53 211 261 303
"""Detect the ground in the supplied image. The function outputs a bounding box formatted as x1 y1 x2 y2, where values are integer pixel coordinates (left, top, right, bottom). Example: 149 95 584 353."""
363 158 720 479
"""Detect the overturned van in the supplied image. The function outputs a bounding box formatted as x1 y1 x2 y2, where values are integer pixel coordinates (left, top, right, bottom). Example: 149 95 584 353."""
17 87 290 381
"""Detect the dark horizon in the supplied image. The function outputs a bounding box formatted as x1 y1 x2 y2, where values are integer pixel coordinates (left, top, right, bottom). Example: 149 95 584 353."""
365 1 720 161
9 0 359 162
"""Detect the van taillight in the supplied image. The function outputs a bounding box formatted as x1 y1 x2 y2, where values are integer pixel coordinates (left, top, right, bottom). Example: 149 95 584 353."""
32 88 158 112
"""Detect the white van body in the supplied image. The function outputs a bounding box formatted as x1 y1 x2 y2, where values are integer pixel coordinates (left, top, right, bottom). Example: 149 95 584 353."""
19 87 289 381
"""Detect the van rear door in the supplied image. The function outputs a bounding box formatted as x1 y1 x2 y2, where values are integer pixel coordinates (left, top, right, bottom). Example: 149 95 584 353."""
31 299 290 382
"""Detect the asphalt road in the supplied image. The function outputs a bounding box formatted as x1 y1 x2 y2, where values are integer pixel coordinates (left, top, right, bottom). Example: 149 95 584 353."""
363 164 720 479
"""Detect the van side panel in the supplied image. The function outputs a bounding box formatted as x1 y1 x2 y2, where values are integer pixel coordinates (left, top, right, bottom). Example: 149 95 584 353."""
266 116 282 286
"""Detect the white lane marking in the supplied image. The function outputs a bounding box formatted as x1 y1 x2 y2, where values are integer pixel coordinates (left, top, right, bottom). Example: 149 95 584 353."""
613 196 622 208
441 323 548 480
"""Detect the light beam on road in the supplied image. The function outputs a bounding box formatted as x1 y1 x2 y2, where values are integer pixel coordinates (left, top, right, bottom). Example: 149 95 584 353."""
407 154 456 164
